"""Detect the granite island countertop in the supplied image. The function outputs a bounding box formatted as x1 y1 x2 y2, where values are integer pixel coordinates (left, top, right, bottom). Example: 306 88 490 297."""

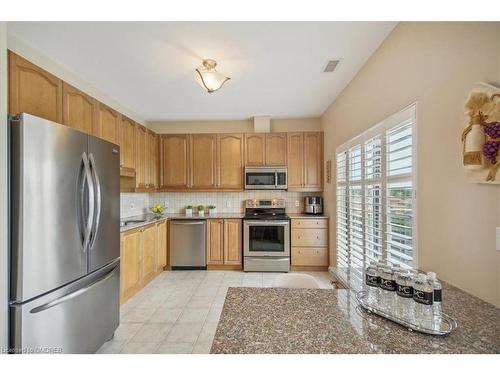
211 284 500 354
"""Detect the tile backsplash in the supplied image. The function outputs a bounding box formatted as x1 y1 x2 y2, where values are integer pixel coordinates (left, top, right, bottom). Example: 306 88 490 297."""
121 191 318 218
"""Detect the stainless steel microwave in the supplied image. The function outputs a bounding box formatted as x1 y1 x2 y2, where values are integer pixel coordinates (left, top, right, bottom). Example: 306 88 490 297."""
244 166 287 190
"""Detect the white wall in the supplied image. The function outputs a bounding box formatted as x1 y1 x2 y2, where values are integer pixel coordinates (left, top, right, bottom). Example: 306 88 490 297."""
0 21 9 351
7 34 146 125
321 22 500 307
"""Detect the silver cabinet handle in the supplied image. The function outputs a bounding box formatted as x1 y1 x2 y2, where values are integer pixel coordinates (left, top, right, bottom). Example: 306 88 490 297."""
89 154 101 250
81 152 94 253
29 264 118 314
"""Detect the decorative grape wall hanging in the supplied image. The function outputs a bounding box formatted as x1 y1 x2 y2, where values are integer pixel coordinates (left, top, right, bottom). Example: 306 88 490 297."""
462 82 500 184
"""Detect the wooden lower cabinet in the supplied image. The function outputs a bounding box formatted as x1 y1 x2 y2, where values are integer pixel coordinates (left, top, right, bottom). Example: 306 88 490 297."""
157 220 168 271
291 218 329 270
120 228 142 303
207 219 242 269
120 219 168 304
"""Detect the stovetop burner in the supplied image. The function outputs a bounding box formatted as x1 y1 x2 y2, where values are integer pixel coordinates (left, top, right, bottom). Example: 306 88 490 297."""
243 199 289 221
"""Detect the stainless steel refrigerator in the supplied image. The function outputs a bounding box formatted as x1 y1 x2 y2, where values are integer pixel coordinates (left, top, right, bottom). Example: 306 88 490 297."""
9 113 120 354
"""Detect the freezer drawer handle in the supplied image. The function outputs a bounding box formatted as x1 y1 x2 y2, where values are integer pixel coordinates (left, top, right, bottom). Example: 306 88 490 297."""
29 265 118 314
88 153 102 250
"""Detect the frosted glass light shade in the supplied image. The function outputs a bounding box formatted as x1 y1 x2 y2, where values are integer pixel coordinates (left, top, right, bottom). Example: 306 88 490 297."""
195 59 230 93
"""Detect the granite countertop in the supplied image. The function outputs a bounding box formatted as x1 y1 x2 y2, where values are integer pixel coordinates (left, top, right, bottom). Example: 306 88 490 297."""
211 284 500 354
288 213 329 219
119 212 245 232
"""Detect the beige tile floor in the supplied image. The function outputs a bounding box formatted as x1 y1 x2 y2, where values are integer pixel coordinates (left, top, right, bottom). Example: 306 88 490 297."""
97 270 333 354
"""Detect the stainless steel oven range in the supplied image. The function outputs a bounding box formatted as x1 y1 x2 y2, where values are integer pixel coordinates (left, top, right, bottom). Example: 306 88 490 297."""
243 199 290 272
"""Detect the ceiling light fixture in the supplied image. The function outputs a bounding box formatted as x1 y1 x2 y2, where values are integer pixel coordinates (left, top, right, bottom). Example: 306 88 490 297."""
195 59 230 93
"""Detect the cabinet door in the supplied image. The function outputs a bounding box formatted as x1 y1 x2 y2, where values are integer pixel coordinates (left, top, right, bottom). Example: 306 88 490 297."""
287 132 304 190
135 125 147 189
217 134 244 190
223 219 242 265
96 103 120 144
156 220 167 272
62 82 96 134
142 224 157 285
147 130 158 189
244 134 265 166
119 116 136 174
206 219 224 265
303 132 323 191
265 133 287 166
120 229 141 303
190 134 217 189
9 51 62 123
160 134 190 190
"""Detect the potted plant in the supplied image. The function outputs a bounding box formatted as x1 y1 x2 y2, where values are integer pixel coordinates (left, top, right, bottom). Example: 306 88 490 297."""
185 205 193 216
151 204 164 219
197 205 205 217
207 204 217 215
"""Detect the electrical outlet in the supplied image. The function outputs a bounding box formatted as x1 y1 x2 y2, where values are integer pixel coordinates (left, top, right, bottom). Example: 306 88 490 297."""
130 203 135 210
164 201 169 209
295 200 300 207
226 200 231 208
496 227 500 251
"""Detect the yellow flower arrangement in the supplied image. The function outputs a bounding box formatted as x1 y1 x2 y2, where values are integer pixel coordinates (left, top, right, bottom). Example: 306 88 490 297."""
151 204 164 216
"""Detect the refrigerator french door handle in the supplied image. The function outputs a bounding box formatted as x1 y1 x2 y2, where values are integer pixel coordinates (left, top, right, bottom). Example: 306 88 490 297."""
81 152 95 253
28 264 119 314
88 153 102 251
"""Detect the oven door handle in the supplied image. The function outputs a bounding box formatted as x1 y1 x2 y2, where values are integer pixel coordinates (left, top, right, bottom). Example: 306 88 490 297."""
244 220 290 226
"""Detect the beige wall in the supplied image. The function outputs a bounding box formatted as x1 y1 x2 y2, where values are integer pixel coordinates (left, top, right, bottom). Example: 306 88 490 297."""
0 21 9 349
321 22 500 307
148 117 321 134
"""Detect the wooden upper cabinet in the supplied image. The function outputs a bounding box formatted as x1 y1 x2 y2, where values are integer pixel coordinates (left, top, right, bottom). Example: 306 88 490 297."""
224 219 242 265
245 134 266 166
207 219 224 265
8 51 62 123
147 130 158 189
135 125 148 189
287 132 304 190
190 134 217 189
160 134 189 190
62 82 96 134
265 133 287 166
217 134 244 190
96 103 120 144
119 116 136 175
303 132 323 191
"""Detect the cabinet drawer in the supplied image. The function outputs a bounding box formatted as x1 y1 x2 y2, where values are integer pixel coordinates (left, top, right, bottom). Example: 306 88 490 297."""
291 218 328 229
291 228 328 247
291 247 328 266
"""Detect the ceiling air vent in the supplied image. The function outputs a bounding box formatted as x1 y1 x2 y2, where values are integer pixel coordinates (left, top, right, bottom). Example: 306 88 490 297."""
323 59 341 73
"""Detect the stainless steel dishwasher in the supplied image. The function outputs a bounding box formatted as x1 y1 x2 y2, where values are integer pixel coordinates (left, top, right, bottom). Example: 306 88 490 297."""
170 220 206 270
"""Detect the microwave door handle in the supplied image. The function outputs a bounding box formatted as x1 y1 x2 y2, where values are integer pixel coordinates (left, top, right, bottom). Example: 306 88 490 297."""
275 171 278 188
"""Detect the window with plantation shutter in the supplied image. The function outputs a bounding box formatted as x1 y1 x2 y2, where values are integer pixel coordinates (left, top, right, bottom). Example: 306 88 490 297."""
335 104 417 282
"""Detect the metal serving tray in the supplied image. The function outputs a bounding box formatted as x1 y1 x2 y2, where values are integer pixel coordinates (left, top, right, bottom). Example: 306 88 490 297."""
355 290 458 336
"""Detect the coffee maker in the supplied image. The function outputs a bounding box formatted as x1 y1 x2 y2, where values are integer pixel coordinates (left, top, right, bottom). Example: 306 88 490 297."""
304 196 323 215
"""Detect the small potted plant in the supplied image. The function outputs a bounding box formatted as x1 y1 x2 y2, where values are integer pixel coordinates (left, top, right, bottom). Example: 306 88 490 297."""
151 204 164 219
207 204 217 216
197 205 205 217
185 205 193 216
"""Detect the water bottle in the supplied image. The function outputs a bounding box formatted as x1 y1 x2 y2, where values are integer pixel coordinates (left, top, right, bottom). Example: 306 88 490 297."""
395 270 414 321
413 274 434 327
364 261 380 304
379 266 397 311
427 272 442 329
